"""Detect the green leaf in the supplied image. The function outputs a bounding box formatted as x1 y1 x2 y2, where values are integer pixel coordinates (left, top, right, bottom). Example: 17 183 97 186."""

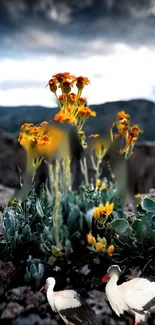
65 239 72 252
141 198 155 212
38 263 45 278
151 215 155 227
30 264 37 276
85 208 94 228
145 212 155 226
137 204 145 215
67 205 80 233
112 211 119 219
150 230 155 245
36 199 44 217
112 210 124 219
132 219 144 233
111 219 131 234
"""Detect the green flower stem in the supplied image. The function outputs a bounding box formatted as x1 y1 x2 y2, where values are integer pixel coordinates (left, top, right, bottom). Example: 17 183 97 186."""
62 156 71 194
53 160 61 245
90 155 102 180
48 162 54 198
80 157 89 186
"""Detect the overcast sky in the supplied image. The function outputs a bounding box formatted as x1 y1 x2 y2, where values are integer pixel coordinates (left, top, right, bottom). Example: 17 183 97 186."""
0 0 155 107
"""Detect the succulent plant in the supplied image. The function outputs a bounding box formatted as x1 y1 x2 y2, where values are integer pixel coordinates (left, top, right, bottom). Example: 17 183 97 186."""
2 163 155 266
24 255 45 289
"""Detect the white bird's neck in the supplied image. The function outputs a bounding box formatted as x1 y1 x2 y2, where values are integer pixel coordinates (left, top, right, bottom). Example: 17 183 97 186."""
109 274 119 285
106 274 119 295
47 286 55 311
106 274 126 317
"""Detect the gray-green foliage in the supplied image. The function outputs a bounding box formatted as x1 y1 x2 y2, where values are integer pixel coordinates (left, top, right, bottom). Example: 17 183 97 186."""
24 256 45 289
83 184 155 254
1 177 155 262
1 185 54 256
132 197 155 248
0 183 95 259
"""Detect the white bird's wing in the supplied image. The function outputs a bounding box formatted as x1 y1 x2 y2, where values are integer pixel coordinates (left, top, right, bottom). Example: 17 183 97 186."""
54 290 81 310
119 277 151 293
122 279 155 312
54 290 98 325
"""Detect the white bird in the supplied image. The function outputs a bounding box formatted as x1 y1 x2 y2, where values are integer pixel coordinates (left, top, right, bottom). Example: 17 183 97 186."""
100 265 155 325
40 277 98 325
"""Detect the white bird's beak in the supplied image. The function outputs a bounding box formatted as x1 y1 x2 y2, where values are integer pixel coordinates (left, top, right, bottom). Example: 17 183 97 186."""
101 274 109 282
40 285 45 292
97 273 109 286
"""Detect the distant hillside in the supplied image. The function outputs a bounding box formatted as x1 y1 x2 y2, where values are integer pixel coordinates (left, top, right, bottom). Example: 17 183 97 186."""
0 99 155 140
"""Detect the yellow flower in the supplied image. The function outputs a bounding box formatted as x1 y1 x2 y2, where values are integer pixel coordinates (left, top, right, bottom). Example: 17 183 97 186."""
135 193 141 198
19 132 37 156
117 110 130 120
101 183 106 190
19 123 65 159
102 237 107 246
76 76 90 90
67 92 77 104
95 179 101 190
52 72 75 84
38 125 65 157
54 112 77 124
29 126 40 135
47 78 57 93
21 123 34 131
62 80 73 95
93 207 101 219
116 118 129 138
110 117 129 142
99 202 114 217
78 97 87 105
40 121 48 126
87 232 96 246
120 125 143 155
76 106 96 119
89 134 99 138
96 242 104 252
58 93 67 104
107 245 115 256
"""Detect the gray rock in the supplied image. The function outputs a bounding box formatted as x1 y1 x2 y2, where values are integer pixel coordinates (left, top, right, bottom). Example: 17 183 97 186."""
0 261 16 297
86 289 133 325
0 184 14 205
12 314 42 325
0 302 6 312
1 302 24 319
6 287 32 302
25 291 46 307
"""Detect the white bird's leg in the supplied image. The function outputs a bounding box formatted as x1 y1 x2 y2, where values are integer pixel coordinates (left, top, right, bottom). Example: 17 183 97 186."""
134 321 148 325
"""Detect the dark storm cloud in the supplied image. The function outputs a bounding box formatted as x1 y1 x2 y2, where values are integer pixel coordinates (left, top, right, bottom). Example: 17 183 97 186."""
0 0 155 57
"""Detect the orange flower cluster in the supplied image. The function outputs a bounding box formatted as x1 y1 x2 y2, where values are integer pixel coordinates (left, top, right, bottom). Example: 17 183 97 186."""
19 122 64 158
46 72 96 134
87 232 114 256
111 110 143 156
93 202 114 220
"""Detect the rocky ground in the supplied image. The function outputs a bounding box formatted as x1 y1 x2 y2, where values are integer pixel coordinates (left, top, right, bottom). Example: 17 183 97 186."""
0 285 132 325
0 284 155 325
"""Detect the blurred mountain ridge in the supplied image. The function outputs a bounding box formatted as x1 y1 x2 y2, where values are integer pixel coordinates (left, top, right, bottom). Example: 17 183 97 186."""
0 98 155 140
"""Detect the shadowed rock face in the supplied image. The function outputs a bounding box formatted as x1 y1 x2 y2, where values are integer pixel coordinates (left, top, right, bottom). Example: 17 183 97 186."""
127 142 155 194
0 131 26 188
0 131 155 195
